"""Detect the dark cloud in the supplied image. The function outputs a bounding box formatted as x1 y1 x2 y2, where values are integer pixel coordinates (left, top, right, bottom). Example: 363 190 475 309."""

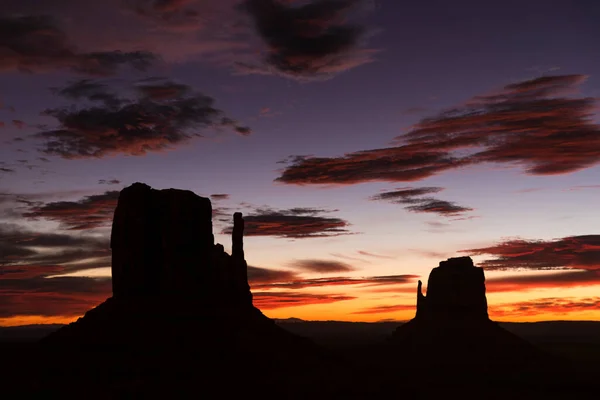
289 259 354 273
35 79 251 159
23 191 119 230
0 167 15 173
252 274 419 290
222 207 351 238
370 186 473 217
247 265 298 284
405 199 473 216
490 297 600 318
238 0 373 80
463 235 600 271
277 75 600 184
252 291 356 310
210 193 230 200
98 179 121 185
370 187 443 201
0 15 156 75
37 157 51 163
352 304 415 315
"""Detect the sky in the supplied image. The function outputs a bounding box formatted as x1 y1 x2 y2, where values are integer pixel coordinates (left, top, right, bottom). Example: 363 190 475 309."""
1 0 600 326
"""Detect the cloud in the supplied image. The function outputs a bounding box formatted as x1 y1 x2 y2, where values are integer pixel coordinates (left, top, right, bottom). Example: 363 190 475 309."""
222 207 351 238
486 270 600 292
247 265 298 284
35 78 251 159
276 146 464 185
490 297 600 318
252 291 356 309
0 15 156 75
0 223 110 277
252 274 419 290
404 199 473 216
0 220 111 319
210 193 230 200
237 0 374 80
277 75 600 184
370 187 443 201
23 191 119 230
370 187 473 216
462 235 600 271
289 259 354 273
0 167 15 173
98 179 121 185
0 276 111 317
357 250 395 259
352 304 415 315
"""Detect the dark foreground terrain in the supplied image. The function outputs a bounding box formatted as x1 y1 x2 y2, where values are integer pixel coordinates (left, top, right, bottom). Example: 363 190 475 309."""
2 319 600 399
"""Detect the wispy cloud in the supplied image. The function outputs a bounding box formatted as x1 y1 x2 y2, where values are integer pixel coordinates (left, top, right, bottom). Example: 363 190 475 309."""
23 191 119 230
253 291 356 310
490 297 600 318
222 206 352 238
277 75 600 184
370 187 473 217
289 259 354 273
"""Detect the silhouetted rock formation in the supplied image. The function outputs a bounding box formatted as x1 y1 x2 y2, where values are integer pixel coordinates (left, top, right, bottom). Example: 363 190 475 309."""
110 183 250 305
39 183 337 396
416 256 488 321
393 256 541 368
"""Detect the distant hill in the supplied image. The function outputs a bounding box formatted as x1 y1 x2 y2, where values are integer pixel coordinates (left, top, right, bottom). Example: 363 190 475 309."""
274 319 600 347
5 319 599 346
0 324 64 342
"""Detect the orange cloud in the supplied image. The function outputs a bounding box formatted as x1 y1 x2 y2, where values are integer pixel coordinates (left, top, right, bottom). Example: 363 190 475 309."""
352 304 415 315
486 270 600 292
252 274 419 290
0 277 111 318
490 297 600 318
252 291 356 310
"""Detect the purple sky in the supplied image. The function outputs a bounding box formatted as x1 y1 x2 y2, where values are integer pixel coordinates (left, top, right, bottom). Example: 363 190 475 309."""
1 0 600 324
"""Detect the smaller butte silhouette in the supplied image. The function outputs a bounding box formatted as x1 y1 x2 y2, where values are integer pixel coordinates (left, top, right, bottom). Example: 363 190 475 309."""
40 183 336 395
392 256 541 367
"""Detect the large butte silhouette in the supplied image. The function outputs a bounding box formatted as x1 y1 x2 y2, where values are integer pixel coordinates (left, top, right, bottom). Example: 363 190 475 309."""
39 183 338 396
392 256 541 367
